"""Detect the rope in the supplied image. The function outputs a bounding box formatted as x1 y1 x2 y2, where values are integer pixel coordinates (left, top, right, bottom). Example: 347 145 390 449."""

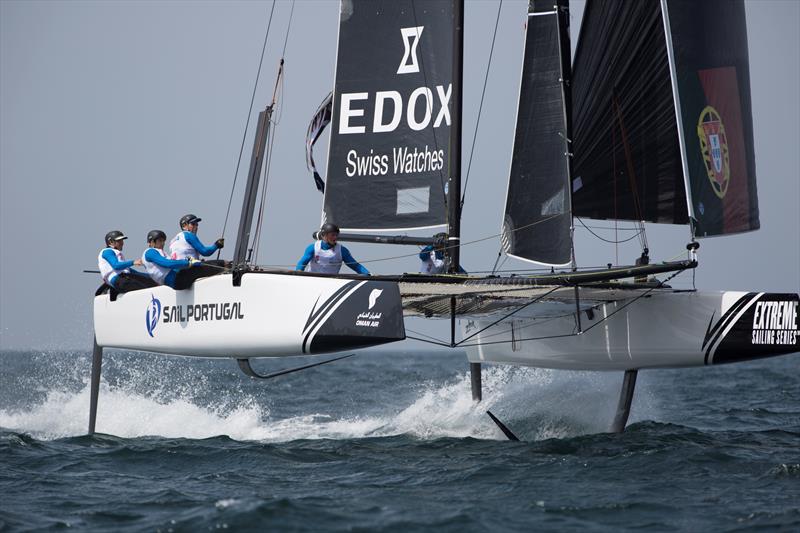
219 0 277 244
461 0 503 210
576 217 644 244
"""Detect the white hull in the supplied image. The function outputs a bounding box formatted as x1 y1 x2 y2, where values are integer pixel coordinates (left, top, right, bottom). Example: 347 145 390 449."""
94 272 405 357
463 290 799 370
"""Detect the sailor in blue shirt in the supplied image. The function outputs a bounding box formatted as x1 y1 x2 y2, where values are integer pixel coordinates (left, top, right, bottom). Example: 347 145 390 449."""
169 214 225 261
296 223 369 275
97 230 156 293
142 230 199 289
419 234 466 275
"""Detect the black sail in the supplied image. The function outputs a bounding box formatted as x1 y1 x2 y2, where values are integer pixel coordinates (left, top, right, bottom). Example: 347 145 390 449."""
503 2 572 266
571 0 687 226
664 0 759 236
571 0 759 237
322 0 457 232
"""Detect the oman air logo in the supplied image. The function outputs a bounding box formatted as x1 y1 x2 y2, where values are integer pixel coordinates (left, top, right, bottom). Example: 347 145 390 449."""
368 289 383 310
146 294 162 337
397 26 424 74
697 105 730 199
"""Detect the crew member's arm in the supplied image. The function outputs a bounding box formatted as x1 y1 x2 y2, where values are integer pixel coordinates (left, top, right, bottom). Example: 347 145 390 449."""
295 243 315 271
341 246 370 275
144 249 192 270
419 245 434 262
101 249 134 270
184 231 219 257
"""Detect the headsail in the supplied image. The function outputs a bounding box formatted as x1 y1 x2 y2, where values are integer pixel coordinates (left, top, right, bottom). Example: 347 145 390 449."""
503 0 573 266
322 0 458 232
571 0 759 237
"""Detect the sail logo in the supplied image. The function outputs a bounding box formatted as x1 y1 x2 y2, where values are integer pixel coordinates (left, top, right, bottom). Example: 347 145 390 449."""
397 26 423 74
697 106 730 199
146 294 162 338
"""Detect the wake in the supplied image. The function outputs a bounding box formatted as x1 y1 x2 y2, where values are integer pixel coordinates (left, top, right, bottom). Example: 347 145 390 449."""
0 364 658 442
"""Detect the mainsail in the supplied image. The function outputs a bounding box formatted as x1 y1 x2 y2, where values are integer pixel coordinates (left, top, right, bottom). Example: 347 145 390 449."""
503 0 573 266
322 0 458 232
571 0 759 237
663 0 759 236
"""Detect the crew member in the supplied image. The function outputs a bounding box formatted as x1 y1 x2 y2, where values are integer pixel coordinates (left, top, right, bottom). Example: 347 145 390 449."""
98 230 156 292
419 234 466 275
169 214 225 261
419 239 446 274
296 223 369 275
142 230 198 289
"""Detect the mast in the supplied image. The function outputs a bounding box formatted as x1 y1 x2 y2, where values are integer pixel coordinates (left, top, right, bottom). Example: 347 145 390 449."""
233 107 272 265
233 60 284 265
446 0 464 273
554 0 575 267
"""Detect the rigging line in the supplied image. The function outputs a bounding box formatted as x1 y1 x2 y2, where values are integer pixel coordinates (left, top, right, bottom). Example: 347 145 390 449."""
406 335 452 348
457 269 686 348
456 286 560 346
490 247 503 276
405 328 449 345
576 217 644 244
220 0 277 244
576 223 641 231
272 0 295 126
355 214 563 265
460 313 572 343
611 95 648 255
410 0 448 206
461 0 503 209
280 0 295 58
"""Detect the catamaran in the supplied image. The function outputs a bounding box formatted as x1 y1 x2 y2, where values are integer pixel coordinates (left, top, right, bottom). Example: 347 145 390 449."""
90 0 799 437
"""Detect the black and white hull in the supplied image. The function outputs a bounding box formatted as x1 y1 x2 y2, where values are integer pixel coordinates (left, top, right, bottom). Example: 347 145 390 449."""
463 290 799 371
94 272 405 357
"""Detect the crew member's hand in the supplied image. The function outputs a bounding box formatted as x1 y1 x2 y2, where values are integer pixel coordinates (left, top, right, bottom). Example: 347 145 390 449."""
189 258 201 267
215 238 225 249
133 259 143 267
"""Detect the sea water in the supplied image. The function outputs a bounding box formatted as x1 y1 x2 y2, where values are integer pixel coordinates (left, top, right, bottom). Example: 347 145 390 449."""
1 349 798 531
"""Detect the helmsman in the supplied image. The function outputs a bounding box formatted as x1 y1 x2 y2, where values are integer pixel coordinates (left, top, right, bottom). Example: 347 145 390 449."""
296 223 369 275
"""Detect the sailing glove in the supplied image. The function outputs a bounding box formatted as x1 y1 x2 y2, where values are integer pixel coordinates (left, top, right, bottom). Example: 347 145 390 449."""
215 238 225 249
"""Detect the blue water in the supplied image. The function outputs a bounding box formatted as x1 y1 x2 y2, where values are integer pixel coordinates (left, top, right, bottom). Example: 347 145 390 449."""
1 349 798 531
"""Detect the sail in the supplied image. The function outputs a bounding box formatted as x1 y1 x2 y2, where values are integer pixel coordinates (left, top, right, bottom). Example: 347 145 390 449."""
503 1 572 266
571 0 687 226
663 0 759 236
322 0 457 232
571 0 759 237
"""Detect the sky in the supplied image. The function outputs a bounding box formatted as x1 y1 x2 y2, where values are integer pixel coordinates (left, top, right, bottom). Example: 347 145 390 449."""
1 0 798 351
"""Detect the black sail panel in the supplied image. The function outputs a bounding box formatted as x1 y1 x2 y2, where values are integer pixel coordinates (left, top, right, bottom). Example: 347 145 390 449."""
503 8 572 266
571 0 688 225
322 0 456 231
665 0 759 237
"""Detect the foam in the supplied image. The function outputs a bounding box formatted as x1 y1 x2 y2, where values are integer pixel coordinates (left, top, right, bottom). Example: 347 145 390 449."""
0 364 654 442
